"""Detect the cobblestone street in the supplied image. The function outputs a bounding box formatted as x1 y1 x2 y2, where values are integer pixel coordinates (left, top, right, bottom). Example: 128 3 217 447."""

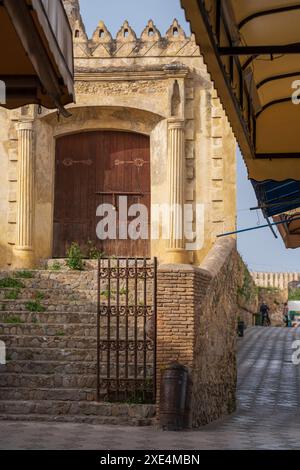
0 327 300 450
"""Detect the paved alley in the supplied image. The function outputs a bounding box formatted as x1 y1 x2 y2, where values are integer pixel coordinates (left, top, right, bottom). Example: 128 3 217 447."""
0 327 300 450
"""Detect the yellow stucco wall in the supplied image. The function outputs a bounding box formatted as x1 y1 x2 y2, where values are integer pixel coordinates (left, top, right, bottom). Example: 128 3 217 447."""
0 14 236 269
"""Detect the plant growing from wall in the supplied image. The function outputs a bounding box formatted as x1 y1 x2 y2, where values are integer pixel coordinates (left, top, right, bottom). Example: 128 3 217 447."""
50 261 61 271
237 261 258 305
34 292 45 301
0 278 24 289
15 270 34 279
4 289 20 300
4 316 24 324
288 288 300 301
101 289 116 300
86 240 105 260
66 242 84 271
25 300 46 313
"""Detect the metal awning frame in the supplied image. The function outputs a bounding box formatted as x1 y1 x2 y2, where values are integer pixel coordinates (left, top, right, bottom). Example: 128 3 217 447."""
0 0 74 115
181 0 300 164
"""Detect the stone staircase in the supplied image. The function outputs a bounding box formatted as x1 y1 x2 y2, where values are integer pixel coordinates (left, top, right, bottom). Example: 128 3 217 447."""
0 267 156 425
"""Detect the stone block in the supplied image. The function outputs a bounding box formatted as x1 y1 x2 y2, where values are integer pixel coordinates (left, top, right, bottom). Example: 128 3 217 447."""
185 119 194 140
186 164 195 180
8 167 18 182
8 148 18 162
185 100 194 119
185 141 195 160
7 211 17 224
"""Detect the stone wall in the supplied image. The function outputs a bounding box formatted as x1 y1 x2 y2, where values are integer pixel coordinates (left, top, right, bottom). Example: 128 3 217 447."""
191 238 240 426
237 260 259 327
252 272 300 290
157 238 246 427
251 271 298 326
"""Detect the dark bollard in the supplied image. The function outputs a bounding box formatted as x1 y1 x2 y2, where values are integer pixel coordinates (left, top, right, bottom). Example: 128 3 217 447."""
160 362 188 431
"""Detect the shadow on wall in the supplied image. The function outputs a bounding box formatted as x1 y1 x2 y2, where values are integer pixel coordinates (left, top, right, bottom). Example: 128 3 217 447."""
237 260 259 327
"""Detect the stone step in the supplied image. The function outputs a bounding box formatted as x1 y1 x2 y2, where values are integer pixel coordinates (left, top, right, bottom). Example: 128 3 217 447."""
0 312 97 325
0 271 97 289
0 289 96 302
0 323 97 337
0 413 155 426
1 334 97 349
0 387 97 402
45 259 99 271
0 300 97 313
0 324 140 341
0 267 156 425
0 372 97 389
0 361 153 382
5 347 97 362
2 360 97 375
0 400 156 422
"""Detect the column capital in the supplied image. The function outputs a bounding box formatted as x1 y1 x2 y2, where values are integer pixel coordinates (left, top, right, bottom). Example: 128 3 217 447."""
17 120 34 132
167 117 185 130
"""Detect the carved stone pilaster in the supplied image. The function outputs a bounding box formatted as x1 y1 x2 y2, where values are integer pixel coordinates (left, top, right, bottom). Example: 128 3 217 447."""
165 118 189 264
13 121 35 268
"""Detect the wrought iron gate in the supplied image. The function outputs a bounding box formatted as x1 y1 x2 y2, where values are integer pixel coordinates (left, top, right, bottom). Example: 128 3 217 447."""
97 258 157 403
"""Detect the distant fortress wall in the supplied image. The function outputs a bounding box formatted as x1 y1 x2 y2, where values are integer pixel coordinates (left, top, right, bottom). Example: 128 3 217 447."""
251 272 300 290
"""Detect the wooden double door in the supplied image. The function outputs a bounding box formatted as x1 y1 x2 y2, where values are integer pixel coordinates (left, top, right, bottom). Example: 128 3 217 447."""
53 131 151 258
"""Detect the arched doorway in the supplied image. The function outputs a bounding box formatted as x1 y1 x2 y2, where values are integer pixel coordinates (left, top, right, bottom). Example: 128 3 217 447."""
53 131 151 258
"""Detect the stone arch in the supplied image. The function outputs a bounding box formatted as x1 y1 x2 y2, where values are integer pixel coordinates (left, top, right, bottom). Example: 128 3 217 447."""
45 106 165 138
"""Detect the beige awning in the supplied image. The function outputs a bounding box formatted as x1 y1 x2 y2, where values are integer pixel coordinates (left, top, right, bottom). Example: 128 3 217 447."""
181 0 300 181
273 213 300 248
0 0 74 115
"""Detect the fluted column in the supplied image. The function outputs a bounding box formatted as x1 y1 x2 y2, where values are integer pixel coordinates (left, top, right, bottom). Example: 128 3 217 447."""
13 121 35 268
165 118 189 264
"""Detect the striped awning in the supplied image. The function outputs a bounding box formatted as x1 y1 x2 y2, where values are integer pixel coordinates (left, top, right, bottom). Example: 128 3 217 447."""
252 180 300 217
181 1 300 181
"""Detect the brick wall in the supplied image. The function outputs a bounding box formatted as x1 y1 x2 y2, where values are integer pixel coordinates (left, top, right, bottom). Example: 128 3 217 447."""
157 238 242 427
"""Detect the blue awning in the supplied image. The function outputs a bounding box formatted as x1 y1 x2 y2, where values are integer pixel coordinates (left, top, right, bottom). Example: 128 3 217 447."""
252 180 300 217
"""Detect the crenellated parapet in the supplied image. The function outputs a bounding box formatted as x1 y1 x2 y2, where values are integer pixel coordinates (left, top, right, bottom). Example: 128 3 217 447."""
251 272 300 290
71 19 198 59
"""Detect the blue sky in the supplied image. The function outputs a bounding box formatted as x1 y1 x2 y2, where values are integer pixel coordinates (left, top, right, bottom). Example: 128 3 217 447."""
79 0 299 272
